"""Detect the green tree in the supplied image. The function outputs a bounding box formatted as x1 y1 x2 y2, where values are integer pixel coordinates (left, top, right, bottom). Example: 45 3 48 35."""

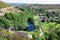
0 17 13 28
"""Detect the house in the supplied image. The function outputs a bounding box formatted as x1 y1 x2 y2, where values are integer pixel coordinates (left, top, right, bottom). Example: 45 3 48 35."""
35 14 47 22
41 16 47 22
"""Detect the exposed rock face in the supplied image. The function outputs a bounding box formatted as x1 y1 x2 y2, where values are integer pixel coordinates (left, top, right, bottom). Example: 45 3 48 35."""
0 7 21 16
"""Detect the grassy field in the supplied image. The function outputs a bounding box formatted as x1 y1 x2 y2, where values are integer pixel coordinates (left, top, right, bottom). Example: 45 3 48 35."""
0 1 10 8
41 22 60 32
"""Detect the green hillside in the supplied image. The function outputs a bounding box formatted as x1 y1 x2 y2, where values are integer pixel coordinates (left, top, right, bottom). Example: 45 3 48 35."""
0 1 10 8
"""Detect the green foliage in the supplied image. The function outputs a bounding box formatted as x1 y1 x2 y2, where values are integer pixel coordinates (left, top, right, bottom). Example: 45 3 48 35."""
0 37 7 40
4 12 13 20
0 17 13 28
